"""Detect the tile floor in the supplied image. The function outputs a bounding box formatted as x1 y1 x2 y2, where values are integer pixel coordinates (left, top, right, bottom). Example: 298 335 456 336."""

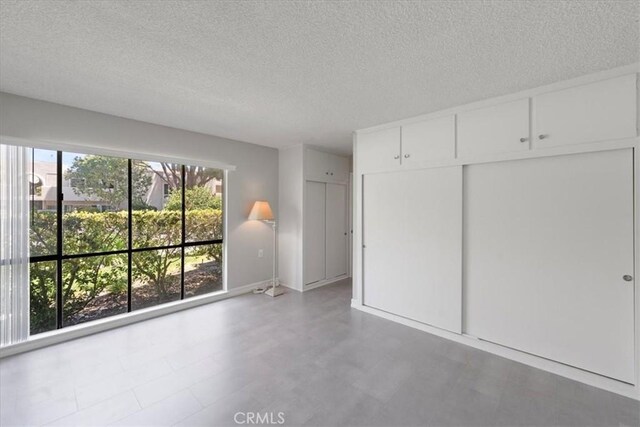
1 279 638 426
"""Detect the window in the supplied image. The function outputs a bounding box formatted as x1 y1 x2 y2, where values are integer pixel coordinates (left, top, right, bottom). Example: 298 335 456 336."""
27 147 224 335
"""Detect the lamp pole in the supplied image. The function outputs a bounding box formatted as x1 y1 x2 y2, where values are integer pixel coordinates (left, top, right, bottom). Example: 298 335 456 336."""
265 219 283 297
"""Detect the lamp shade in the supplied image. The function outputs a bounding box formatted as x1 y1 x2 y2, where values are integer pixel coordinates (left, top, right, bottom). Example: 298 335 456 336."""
248 201 274 220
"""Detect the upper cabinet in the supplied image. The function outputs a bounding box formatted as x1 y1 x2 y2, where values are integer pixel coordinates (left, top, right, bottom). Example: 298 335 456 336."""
357 115 455 174
356 72 638 172
357 126 402 174
401 115 455 168
533 74 637 149
305 148 350 183
457 98 530 158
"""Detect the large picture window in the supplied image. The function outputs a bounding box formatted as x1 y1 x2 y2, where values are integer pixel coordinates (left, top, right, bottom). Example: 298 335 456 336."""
27 148 224 335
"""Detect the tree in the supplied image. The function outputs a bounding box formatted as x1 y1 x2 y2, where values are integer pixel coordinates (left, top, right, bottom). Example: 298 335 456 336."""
66 155 151 208
164 186 222 211
147 163 222 190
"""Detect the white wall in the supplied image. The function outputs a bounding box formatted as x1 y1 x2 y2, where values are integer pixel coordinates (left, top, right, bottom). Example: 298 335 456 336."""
277 145 303 290
0 92 278 290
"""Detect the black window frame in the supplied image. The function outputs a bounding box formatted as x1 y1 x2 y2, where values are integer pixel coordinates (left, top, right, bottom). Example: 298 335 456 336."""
29 149 224 331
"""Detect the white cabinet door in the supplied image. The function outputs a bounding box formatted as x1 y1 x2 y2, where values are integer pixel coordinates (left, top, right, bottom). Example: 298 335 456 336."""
534 74 637 148
464 149 635 383
324 152 350 183
401 115 455 167
357 127 401 174
305 149 350 183
304 148 329 182
363 167 462 333
325 183 347 279
457 99 530 158
304 181 326 285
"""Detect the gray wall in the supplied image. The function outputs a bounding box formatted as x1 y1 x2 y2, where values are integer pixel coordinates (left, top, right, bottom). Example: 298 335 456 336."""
0 92 278 290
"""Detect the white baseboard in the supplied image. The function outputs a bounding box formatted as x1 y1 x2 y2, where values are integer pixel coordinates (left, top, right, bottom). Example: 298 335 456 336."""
303 275 350 292
352 303 639 401
278 282 300 292
0 280 267 359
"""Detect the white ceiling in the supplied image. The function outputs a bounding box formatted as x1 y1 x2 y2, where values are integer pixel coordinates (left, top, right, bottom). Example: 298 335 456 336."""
1 1 638 155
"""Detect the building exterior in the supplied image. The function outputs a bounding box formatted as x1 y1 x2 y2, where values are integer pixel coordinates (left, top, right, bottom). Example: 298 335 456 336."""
29 160 221 212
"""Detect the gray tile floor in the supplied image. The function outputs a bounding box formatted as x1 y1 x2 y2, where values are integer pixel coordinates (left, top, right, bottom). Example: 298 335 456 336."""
1 279 638 426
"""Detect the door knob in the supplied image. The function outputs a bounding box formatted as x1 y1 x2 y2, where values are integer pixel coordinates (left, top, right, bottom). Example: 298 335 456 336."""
519 137 528 143
623 275 633 282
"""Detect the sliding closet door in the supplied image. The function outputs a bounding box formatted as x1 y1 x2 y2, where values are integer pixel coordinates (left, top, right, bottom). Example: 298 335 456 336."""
304 181 326 285
362 173 403 314
364 167 462 333
325 183 347 279
464 149 635 383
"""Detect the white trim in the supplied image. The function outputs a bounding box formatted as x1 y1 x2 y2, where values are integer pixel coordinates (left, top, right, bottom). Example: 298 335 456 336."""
0 280 268 358
222 169 229 292
302 274 350 292
356 63 640 135
0 135 237 171
352 303 640 401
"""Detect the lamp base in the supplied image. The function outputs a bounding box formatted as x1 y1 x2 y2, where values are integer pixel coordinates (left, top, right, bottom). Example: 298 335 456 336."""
264 285 284 297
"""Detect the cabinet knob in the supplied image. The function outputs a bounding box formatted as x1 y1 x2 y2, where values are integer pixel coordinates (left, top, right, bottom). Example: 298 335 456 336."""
538 134 548 140
330 172 333 176
623 275 633 282
325 172 329 175
394 155 400 160
519 137 528 143
404 154 410 158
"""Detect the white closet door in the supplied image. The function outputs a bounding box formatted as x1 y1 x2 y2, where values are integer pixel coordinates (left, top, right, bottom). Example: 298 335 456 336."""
325 183 347 279
304 181 326 285
363 173 402 314
464 149 635 383
364 167 462 333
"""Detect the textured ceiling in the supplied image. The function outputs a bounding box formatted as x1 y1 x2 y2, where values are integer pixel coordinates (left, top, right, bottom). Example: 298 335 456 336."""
1 1 638 155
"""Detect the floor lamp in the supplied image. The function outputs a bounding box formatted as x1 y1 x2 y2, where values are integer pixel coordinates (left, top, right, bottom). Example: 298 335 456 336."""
248 201 283 297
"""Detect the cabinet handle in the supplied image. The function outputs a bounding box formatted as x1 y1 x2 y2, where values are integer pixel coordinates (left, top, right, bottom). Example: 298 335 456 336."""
538 134 548 140
623 275 633 282
519 137 528 143
394 155 400 160
404 154 411 158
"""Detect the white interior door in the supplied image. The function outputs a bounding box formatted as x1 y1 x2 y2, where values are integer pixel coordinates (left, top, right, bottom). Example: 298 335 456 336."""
325 183 347 279
364 167 462 333
304 181 326 285
464 149 635 383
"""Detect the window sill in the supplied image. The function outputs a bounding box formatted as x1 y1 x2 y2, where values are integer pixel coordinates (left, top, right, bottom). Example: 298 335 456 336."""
0 281 261 358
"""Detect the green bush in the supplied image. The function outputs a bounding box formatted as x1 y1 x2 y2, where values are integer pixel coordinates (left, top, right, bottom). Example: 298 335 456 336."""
29 208 222 333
